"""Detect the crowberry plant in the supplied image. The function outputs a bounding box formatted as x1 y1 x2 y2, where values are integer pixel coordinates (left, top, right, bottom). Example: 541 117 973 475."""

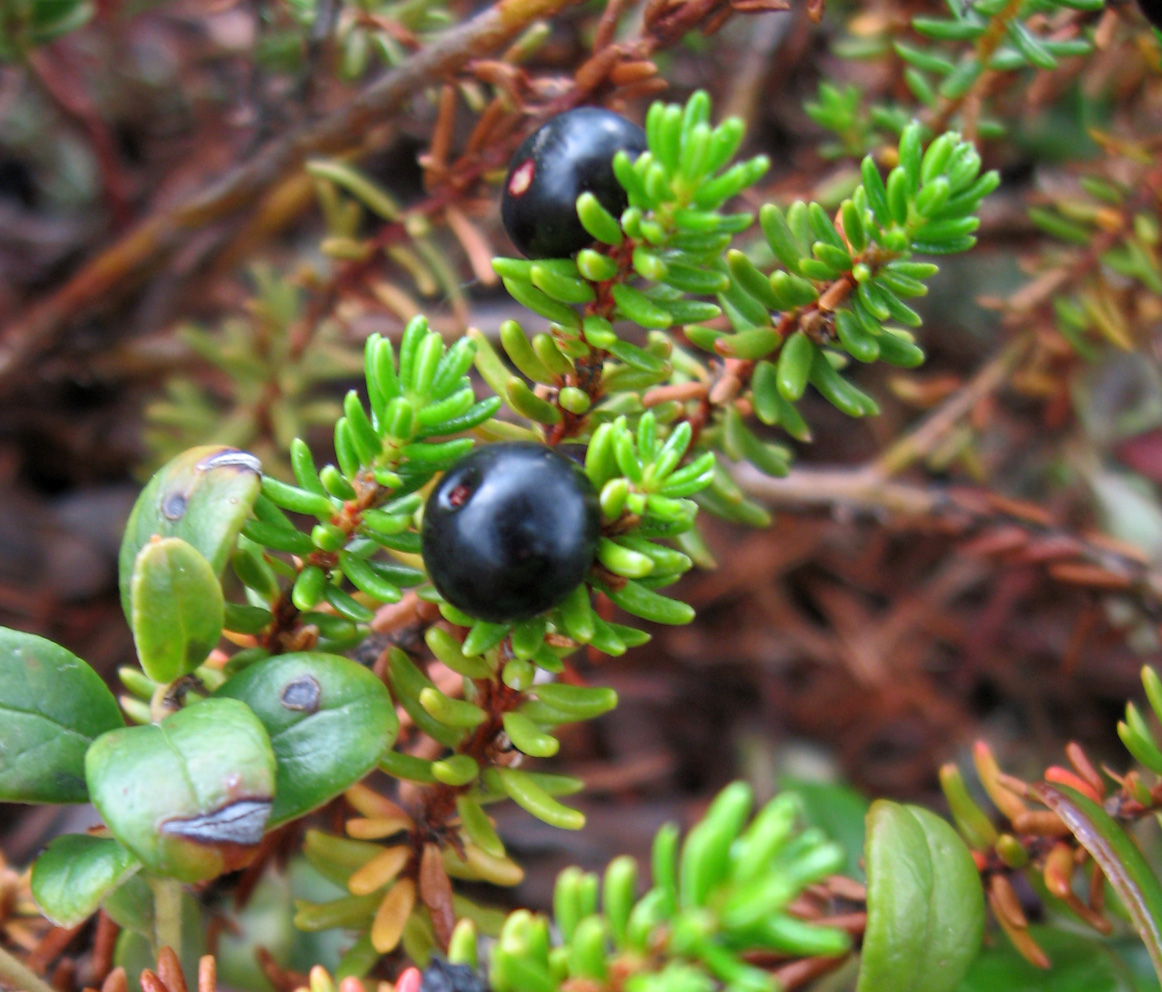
1 0 1161 989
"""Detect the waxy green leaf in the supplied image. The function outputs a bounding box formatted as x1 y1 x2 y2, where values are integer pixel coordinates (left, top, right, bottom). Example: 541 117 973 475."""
100 874 156 937
0 628 123 803
858 801 984 992
215 652 398 826
119 446 261 627
86 698 276 883
130 537 224 683
31 835 141 927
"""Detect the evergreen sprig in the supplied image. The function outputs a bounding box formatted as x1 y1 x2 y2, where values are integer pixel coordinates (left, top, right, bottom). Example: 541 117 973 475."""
812 0 1102 152
804 83 878 160
486 91 770 409
227 316 501 655
0 0 92 59
698 123 999 436
295 784 853 979
1028 172 1162 354
296 766 855 974
481 96 998 536
265 0 455 78
484 784 850 992
897 0 1099 117
144 266 362 478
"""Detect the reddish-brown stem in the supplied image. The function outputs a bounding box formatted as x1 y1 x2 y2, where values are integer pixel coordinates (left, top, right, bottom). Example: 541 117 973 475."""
90 912 120 987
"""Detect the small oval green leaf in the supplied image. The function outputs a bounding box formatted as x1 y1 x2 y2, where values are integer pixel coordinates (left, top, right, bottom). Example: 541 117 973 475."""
131 537 224 683
86 698 276 883
119 446 261 627
214 652 398 827
858 800 985 992
0 628 123 803
31 835 141 927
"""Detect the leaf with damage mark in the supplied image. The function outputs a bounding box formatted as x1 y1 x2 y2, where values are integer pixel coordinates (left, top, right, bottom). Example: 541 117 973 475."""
85 697 276 883
119 445 261 628
214 651 398 826
0 627 123 804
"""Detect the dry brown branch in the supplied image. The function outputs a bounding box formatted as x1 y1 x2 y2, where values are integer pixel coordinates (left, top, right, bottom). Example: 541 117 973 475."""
25 923 83 975
874 334 1032 477
0 0 583 393
735 463 1162 614
89 912 119 987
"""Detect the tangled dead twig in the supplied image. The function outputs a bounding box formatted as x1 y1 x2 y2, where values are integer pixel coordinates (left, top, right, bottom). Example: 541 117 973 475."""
736 463 1162 616
0 0 585 391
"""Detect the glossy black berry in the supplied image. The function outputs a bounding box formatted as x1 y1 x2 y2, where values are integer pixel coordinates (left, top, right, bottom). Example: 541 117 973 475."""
501 107 647 259
421 442 600 623
421 960 487 992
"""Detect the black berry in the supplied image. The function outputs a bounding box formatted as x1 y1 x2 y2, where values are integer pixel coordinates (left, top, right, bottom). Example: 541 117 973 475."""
421 442 600 623
421 960 487 992
501 107 647 259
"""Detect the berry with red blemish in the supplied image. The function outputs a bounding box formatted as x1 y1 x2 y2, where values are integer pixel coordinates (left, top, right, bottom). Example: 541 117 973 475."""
501 107 647 259
420 442 600 622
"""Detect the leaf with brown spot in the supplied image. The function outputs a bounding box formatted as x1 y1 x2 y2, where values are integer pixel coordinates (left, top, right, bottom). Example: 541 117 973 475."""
119 446 260 628
85 699 275 883
214 652 398 826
